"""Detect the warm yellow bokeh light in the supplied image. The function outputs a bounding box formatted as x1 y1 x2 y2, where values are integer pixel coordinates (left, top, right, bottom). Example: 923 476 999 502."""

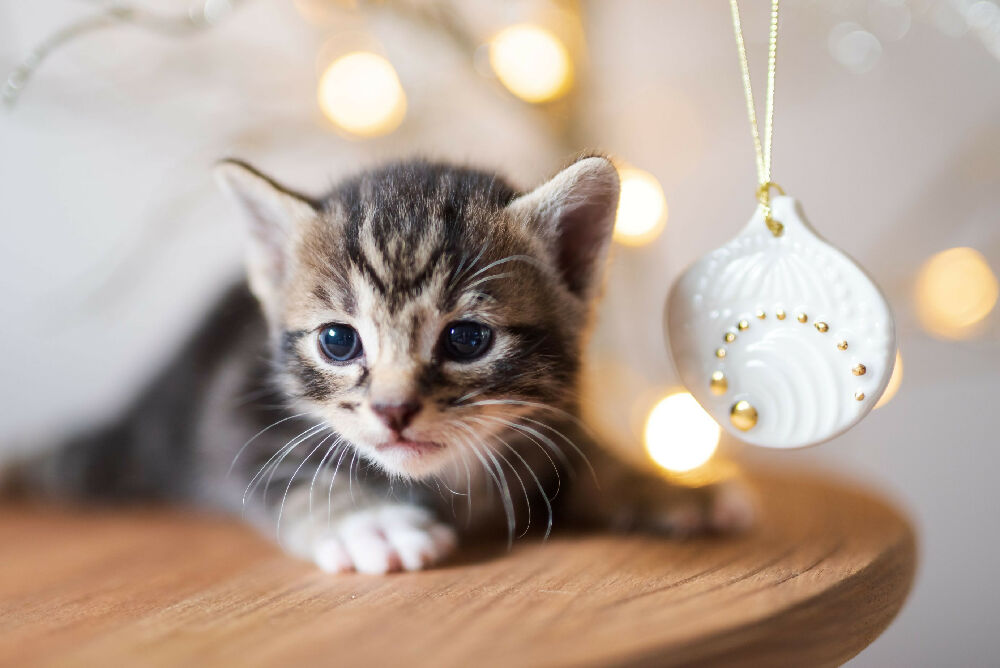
614 167 668 246
644 393 720 473
489 24 573 103
317 51 406 137
916 247 998 339
875 350 903 409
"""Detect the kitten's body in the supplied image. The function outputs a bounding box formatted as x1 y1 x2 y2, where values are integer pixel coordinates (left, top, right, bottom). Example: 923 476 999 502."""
9 157 752 573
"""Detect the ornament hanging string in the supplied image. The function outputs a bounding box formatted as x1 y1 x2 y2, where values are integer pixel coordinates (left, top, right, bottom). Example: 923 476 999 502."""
729 0 784 237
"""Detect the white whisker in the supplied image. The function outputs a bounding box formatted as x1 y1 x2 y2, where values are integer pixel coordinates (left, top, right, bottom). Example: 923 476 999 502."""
463 254 548 284
261 425 328 505
348 450 359 505
276 429 334 540
452 420 516 547
308 436 344 517
229 412 308 476
242 422 326 509
477 414 563 500
327 444 352 526
463 271 513 291
469 416 553 539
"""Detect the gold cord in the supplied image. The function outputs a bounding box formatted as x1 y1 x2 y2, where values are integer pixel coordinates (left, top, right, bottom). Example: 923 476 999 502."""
730 0 784 236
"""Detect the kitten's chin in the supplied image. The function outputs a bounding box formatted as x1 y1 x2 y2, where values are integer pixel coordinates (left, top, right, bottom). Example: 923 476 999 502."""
368 440 452 478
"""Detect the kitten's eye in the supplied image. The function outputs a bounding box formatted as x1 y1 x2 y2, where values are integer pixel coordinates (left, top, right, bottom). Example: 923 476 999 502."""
442 321 492 361
318 324 362 362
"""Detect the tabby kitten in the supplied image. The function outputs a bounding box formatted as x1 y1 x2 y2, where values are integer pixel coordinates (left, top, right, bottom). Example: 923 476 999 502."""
12 156 752 573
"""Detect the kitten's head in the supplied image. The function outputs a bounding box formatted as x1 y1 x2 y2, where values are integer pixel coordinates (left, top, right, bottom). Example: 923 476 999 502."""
215 157 619 478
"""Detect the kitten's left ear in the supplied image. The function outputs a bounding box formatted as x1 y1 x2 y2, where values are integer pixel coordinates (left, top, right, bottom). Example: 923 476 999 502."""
214 159 317 319
506 156 620 299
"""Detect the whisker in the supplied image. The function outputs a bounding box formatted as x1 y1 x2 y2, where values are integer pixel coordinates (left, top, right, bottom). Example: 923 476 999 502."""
474 428 532 538
262 425 328 505
462 254 548 284
460 399 594 436
469 416 553 540
477 414 563 499
454 387 488 405
276 429 334 540
441 423 476 526
452 421 515 547
229 412 309 476
463 271 513 291
448 244 489 292
327 444 352 526
497 415 597 487
242 423 326 509
462 401 598 485
348 450 359 505
308 435 344 517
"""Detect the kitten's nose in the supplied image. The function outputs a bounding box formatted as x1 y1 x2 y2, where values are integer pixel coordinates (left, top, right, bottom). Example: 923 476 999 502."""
372 400 422 434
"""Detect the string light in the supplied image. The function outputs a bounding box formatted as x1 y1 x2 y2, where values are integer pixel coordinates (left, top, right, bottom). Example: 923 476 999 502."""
644 393 720 473
916 247 998 339
489 24 572 103
875 350 903 409
317 51 406 137
614 167 668 246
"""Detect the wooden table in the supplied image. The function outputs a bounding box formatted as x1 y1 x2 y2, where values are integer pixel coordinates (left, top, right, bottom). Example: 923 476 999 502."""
0 471 915 667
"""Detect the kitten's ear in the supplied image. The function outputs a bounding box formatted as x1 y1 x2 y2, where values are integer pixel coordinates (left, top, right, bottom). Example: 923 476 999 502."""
213 159 317 317
506 156 620 298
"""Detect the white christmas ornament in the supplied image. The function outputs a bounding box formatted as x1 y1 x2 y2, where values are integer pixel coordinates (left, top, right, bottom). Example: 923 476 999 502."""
666 196 895 448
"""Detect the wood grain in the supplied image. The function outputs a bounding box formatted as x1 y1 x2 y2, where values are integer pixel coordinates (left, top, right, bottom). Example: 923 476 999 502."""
0 471 915 667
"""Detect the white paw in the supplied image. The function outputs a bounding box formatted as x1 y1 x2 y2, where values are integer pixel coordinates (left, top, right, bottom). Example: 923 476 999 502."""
311 505 457 574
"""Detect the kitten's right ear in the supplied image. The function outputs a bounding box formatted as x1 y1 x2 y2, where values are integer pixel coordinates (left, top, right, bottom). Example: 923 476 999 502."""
214 159 317 318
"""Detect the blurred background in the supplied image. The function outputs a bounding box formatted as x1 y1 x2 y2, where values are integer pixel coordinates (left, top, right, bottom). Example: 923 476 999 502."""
1 0 998 664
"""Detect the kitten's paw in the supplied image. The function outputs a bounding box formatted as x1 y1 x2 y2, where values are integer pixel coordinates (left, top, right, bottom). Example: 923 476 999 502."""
708 479 756 534
312 505 457 574
619 477 757 537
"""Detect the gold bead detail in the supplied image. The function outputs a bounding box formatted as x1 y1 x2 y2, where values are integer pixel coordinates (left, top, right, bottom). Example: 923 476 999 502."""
724 332 736 343
837 341 848 351
853 363 867 376
730 400 758 431
738 319 750 331
776 309 786 320
755 310 766 319
710 371 728 395
797 313 808 323
815 322 829 333
855 391 865 401
715 347 727 359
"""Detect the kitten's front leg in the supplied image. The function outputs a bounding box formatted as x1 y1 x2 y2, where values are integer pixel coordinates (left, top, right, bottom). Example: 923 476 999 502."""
559 439 757 537
260 476 457 574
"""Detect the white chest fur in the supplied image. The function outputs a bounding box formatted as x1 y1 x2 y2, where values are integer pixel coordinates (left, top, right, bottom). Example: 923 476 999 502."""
666 196 895 448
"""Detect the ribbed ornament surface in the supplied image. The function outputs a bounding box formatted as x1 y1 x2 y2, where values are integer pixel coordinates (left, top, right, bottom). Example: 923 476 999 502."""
666 196 895 448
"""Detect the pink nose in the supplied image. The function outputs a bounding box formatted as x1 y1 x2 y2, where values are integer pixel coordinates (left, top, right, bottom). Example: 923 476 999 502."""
372 401 422 433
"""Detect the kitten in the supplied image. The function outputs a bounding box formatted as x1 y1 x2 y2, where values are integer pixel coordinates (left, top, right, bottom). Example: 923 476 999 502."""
7 156 753 573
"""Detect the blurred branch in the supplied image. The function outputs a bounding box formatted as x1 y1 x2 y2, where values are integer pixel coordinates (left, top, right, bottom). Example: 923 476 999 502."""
2 0 249 109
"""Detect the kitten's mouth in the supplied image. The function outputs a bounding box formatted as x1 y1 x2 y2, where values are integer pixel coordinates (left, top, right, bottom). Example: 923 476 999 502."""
375 439 443 456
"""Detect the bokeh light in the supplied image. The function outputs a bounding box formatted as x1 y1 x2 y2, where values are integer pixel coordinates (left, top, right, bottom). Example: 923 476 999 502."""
489 24 572 103
829 23 883 74
614 167 668 246
916 247 998 339
875 350 903 409
317 51 406 137
644 393 720 473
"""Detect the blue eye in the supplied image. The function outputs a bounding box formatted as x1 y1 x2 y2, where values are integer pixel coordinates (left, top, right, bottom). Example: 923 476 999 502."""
318 324 362 362
443 321 492 361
